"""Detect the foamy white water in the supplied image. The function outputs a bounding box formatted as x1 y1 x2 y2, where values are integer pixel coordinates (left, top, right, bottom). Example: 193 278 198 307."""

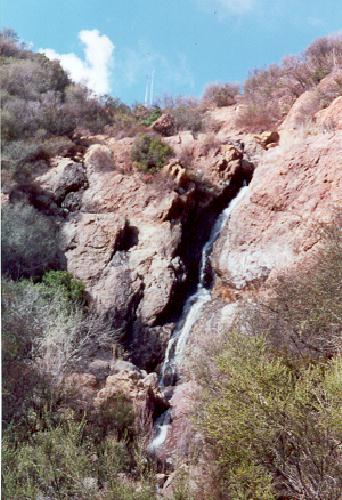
147 410 171 453
151 183 249 450
161 183 249 382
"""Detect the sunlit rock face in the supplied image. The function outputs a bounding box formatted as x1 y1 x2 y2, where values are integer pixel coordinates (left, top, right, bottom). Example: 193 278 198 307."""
36 130 251 371
155 96 342 481
212 97 342 289
34 93 341 480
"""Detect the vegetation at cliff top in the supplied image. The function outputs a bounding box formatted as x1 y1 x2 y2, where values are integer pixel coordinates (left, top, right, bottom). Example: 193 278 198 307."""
2 28 342 196
236 35 342 131
131 134 173 173
203 82 240 107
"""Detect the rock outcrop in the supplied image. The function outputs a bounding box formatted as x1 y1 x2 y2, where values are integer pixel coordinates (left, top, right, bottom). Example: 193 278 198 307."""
213 100 342 288
156 94 342 477
152 113 175 136
35 128 253 373
64 360 168 438
32 92 341 487
59 144 191 369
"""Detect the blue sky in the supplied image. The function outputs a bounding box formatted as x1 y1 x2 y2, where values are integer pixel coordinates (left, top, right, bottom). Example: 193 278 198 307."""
3 0 342 103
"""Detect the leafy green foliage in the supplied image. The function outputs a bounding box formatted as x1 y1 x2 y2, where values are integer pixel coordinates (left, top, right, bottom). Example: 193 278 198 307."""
140 106 162 126
1 202 59 279
199 334 342 499
2 417 155 499
131 134 173 173
42 270 85 301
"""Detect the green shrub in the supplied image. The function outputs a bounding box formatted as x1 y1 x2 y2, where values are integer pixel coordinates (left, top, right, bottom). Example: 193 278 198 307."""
198 333 342 499
193 220 342 499
42 270 85 301
141 106 162 126
2 416 155 499
89 392 135 444
131 134 173 173
1 202 59 279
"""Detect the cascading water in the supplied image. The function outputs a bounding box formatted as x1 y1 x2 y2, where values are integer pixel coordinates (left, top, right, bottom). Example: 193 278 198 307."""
148 183 249 454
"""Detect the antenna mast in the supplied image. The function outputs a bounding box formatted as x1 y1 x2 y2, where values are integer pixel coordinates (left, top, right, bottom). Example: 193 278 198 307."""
150 69 155 106
144 75 150 106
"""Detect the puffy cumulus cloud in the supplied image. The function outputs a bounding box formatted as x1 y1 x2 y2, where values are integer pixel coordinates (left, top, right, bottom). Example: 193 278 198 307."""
41 30 114 95
196 0 255 15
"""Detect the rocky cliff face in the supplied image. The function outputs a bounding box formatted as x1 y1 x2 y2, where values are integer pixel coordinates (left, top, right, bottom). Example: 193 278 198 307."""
33 122 254 441
155 95 342 480
36 130 253 367
213 117 342 289
34 93 341 483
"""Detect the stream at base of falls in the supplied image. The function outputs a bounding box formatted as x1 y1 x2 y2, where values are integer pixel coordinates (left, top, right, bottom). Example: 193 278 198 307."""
148 183 249 454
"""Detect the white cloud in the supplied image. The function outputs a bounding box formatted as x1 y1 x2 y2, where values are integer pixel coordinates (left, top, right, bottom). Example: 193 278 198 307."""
196 0 256 16
41 29 114 95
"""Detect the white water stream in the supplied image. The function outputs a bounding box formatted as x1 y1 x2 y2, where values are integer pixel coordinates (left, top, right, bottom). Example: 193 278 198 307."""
148 184 249 454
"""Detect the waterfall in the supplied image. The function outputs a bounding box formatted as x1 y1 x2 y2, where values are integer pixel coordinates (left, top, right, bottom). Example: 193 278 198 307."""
148 183 249 453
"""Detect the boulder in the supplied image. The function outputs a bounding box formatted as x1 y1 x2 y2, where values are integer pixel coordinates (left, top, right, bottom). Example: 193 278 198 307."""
152 113 174 136
84 144 114 173
254 130 279 149
94 370 168 436
36 158 87 205
316 95 342 131
163 160 189 188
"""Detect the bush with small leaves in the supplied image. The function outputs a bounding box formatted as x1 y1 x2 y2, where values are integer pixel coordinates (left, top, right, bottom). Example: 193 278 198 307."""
2 275 121 436
141 106 162 126
198 333 342 499
2 416 155 500
131 134 173 173
192 220 342 499
42 270 85 302
203 83 240 107
242 219 342 361
161 96 204 135
237 34 342 131
2 277 82 427
1 202 60 279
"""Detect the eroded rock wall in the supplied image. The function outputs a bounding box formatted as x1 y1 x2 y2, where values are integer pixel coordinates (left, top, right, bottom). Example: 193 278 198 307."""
157 95 342 482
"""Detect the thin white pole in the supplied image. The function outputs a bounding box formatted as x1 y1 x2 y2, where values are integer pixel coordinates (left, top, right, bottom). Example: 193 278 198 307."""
150 69 155 106
144 75 149 106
